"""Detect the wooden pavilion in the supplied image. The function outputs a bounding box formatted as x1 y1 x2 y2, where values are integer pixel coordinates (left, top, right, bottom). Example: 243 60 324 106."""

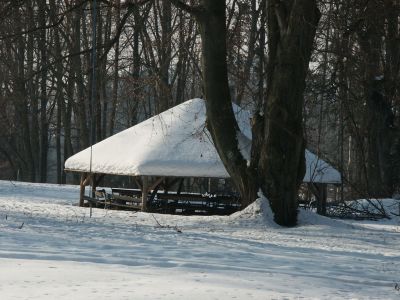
64 98 341 215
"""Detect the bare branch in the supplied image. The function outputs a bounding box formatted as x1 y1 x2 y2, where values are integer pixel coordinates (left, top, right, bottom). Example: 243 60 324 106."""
0 0 89 41
123 0 153 8
98 7 134 62
168 0 203 18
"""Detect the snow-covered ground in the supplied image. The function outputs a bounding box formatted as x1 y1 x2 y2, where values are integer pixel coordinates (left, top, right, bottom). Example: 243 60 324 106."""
0 180 399 299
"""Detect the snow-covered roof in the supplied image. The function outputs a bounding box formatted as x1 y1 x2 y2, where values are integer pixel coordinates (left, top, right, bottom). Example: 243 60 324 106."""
65 98 341 183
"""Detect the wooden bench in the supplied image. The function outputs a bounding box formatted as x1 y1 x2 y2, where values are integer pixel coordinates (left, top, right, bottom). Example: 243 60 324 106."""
85 188 241 215
83 189 142 210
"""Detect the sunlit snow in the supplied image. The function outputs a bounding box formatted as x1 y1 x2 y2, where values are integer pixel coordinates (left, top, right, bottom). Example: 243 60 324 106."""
0 180 399 299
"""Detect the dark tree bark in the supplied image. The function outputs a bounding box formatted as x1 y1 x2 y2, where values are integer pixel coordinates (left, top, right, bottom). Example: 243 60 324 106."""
235 0 260 106
38 0 49 183
130 5 142 125
383 0 400 193
157 0 173 113
49 0 64 184
26 2 39 181
72 5 89 149
174 9 191 105
197 0 259 208
170 0 319 226
109 0 121 136
357 0 397 197
258 0 320 225
16 36 36 181
169 0 257 208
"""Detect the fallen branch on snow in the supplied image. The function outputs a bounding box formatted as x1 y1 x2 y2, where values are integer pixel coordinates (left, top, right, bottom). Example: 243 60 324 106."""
151 214 182 233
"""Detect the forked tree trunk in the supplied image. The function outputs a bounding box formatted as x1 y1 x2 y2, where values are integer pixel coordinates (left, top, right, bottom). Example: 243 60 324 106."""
170 0 319 226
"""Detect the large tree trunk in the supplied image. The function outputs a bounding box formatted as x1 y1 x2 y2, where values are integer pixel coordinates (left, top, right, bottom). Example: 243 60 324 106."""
258 0 320 225
158 0 173 113
358 0 396 197
170 0 319 226
383 0 400 194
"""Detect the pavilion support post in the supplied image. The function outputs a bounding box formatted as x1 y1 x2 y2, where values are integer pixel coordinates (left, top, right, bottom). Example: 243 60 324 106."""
91 174 97 198
79 173 92 207
316 183 327 216
164 178 169 195
141 176 149 211
308 182 327 216
79 173 90 206
79 173 86 207
177 178 184 195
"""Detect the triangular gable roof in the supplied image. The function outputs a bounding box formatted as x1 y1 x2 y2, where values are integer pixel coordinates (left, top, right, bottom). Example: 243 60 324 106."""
65 98 341 183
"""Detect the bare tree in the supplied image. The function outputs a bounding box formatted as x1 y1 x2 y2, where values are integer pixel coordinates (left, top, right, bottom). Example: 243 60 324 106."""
169 0 320 226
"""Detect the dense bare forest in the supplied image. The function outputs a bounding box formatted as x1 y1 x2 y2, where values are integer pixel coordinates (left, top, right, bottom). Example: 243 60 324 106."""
0 0 399 219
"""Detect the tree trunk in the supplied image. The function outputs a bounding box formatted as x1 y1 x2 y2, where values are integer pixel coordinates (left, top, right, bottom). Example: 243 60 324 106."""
358 0 395 197
383 0 400 194
130 6 141 126
235 0 259 106
158 0 172 113
197 0 258 208
16 33 35 181
170 0 319 226
73 6 89 149
256 0 320 226
38 0 48 183
109 0 121 136
26 3 38 181
50 0 64 184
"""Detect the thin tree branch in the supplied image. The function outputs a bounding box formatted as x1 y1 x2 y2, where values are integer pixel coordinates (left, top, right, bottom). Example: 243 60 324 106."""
98 0 153 62
98 7 135 62
0 0 90 41
168 0 203 18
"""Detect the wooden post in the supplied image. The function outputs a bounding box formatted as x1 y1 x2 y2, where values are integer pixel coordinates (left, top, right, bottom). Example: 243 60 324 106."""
79 173 92 207
79 173 86 207
321 183 327 216
141 176 148 211
316 183 327 216
177 178 184 195
91 174 96 198
307 182 328 216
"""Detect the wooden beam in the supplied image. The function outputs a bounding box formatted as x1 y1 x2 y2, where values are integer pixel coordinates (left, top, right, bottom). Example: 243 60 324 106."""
134 176 142 190
150 177 165 191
